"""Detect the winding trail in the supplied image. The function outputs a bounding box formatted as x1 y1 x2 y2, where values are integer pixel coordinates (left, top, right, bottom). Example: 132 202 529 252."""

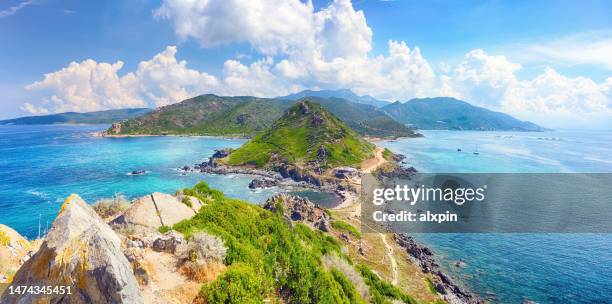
361 147 386 173
380 233 398 285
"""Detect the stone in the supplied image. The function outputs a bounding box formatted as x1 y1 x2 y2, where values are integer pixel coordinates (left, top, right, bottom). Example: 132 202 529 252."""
1 194 143 304
112 192 196 231
152 231 185 254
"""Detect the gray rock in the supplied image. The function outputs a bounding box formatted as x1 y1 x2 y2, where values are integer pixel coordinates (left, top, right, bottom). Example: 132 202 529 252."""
1 194 143 304
152 231 185 254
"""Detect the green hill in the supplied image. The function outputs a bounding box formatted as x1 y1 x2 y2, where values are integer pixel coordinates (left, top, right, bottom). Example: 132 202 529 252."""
0 108 152 125
382 97 546 131
107 94 416 138
109 95 290 136
301 97 419 138
228 100 375 169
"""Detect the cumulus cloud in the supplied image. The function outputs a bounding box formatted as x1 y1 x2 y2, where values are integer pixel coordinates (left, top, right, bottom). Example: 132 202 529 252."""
23 0 611 129
25 60 144 113
24 46 219 113
440 49 612 129
153 0 315 55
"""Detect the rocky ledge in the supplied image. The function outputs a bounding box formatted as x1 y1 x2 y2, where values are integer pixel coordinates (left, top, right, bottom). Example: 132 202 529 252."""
394 233 482 304
1 195 144 304
263 193 331 232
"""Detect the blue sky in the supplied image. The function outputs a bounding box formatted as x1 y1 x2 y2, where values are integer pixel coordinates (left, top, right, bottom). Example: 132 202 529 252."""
1 0 611 129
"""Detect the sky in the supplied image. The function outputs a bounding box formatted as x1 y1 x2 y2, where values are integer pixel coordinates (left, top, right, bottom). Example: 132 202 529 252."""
1 0 611 129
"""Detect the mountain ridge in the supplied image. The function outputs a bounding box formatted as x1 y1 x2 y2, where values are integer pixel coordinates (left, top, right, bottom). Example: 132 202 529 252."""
382 97 546 131
0 108 153 125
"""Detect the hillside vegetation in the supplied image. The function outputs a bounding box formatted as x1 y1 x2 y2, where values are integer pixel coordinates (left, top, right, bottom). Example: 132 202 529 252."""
106 94 416 138
110 95 290 137
173 182 418 304
227 100 375 169
382 97 545 131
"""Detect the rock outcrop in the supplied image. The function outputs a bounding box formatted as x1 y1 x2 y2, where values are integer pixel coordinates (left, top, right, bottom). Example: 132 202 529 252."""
111 192 199 231
394 233 482 304
263 193 330 231
1 194 143 304
248 178 279 189
0 225 34 284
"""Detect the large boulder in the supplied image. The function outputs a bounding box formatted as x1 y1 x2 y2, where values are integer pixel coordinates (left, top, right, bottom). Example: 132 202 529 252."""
1 194 143 304
0 225 34 284
112 192 196 231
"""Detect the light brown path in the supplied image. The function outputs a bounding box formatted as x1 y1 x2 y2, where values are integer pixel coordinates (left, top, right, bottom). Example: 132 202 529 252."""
361 147 386 173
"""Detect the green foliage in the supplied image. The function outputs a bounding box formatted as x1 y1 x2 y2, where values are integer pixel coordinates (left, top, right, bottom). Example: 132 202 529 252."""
181 196 193 208
200 263 267 304
173 182 366 304
331 220 362 239
357 264 417 304
424 278 437 295
382 148 393 161
228 100 375 169
158 225 171 234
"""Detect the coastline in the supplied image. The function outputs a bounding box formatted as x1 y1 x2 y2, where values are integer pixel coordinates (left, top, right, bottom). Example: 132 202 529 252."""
179 141 482 304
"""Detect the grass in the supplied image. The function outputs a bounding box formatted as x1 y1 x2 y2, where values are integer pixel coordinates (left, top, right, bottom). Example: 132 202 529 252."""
424 278 437 295
357 264 417 304
228 101 374 169
332 220 362 239
172 182 418 304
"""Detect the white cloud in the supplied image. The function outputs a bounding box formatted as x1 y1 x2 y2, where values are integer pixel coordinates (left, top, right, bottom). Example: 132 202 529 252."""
153 0 315 56
440 49 612 129
24 46 220 113
0 0 35 19
25 60 144 113
22 0 611 129
130 46 219 107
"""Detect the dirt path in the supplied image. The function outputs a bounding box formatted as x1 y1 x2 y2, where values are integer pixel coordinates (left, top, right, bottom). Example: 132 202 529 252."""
380 233 398 285
361 147 386 173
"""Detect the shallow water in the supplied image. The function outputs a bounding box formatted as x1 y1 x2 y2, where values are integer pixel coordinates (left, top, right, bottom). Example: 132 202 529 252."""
379 130 612 303
0 125 337 239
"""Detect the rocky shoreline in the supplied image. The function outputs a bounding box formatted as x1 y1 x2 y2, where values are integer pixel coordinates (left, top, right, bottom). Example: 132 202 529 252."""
181 148 482 304
394 233 483 304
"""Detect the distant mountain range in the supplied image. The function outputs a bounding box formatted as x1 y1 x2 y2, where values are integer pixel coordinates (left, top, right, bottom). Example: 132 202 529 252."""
382 97 546 131
3 89 545 132
105 94 418 138
0 108 152 125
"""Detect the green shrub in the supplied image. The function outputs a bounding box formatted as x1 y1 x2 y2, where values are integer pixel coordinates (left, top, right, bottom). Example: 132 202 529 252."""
181 196 193 208
357 264 417 304
200 263 267 304
158 225 171 233
173 181 365 303
332 220 362 238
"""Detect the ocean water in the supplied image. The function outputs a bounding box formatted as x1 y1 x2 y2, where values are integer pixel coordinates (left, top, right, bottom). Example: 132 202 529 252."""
2 125 611 303
378 130 612 303
0 125 336 239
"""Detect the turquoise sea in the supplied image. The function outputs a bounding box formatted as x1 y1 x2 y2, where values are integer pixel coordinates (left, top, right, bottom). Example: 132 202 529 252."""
0 125 335 239
1 125 611 303
378 130 612 303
